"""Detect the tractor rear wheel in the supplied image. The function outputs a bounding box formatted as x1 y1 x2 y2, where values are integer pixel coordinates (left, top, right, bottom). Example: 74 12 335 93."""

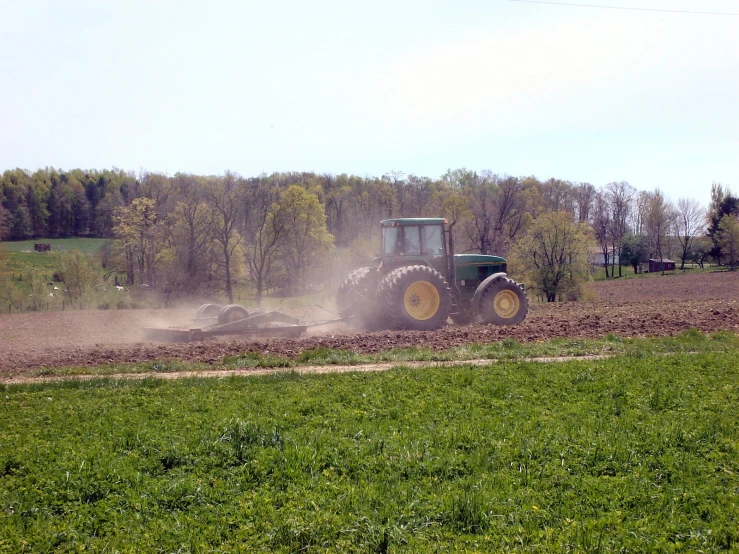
478 277 528 325
380 265 452 331
336 267 383 330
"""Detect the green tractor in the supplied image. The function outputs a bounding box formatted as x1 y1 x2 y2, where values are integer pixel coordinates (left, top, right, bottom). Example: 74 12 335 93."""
337 218 528 331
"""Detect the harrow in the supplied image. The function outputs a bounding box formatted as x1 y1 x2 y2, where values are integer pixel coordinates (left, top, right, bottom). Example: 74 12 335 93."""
143 303 343 343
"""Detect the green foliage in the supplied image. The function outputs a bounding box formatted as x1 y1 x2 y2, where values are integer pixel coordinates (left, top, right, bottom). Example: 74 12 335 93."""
508 211 595 301
271 185 335 295
620 233 649 273
716 214 739 270
1 340 738 552
56 251 100 308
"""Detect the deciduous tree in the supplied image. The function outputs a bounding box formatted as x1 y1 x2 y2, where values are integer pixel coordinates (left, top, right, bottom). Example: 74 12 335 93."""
57 251 100 308
208 174 243 304
272 185 334 295
113 197 160 285
606 181 635 277
241 178 288 306
717 215 739 271
644 190 675 275
508 211 595 302
620 233 649 274
674 197 705 270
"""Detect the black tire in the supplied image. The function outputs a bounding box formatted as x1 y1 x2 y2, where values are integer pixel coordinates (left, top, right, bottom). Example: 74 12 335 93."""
336 267 383 330
379 265 452 331
218 304 250 325
479 277 528 326
195 303 223 319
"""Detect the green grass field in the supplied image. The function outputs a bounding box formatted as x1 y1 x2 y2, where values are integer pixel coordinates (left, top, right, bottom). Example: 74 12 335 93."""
0 238 126 313
2 335 737 552
0 238 111 254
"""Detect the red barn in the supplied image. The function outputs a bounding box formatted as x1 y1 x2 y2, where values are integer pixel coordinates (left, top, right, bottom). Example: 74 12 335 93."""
648 258 675 272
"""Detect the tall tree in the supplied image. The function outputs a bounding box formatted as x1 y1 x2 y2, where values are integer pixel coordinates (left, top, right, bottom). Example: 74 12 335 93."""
606 181 635 277
113 197 160 285
208 174 242 304
716 215 739 271
591 191 611 277
573 182 596 223
706 184 738 265
273 185 334 295
644 190 674 274
241 177 288 306
674 197 705 270
158 199 213 301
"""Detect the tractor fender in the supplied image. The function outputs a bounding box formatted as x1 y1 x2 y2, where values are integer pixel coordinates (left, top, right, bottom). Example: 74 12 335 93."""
471 272 509 315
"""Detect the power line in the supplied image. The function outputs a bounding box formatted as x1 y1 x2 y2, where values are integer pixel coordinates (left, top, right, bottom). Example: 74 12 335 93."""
508 0 739 16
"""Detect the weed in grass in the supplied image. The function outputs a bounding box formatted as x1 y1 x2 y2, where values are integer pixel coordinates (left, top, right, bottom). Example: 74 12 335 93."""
443 485 490 534
501 338 518 349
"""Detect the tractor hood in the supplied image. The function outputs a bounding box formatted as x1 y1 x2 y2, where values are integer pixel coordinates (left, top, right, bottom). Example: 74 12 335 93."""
454 254 507 266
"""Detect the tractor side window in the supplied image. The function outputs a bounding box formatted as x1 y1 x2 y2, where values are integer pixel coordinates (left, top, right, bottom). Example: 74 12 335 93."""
403 226 421 256
383 226 400 256
422 225 443 256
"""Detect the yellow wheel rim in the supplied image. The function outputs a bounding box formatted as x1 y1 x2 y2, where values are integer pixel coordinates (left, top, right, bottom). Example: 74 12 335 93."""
494 290 520 319
404 281 440 321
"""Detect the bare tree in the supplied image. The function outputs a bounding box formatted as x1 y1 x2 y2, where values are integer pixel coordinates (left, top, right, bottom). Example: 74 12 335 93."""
674 197 705 270
208 174 242 304
591 191 611 277
631 190 650 235
464 172 496 255
573 182 596 223
645 190 675 275
607 181 635 277
241 178 287 306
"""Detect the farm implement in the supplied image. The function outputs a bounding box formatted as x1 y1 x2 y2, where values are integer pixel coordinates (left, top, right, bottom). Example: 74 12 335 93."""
144 303 341 343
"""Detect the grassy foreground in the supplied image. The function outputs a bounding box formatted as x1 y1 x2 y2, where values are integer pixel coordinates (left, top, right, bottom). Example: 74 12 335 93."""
1 340 738 552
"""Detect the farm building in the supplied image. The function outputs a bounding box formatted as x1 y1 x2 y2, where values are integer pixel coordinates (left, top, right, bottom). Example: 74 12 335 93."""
648 258 675 272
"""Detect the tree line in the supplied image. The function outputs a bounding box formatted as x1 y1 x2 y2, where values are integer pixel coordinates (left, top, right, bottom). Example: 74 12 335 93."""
1 167 737 304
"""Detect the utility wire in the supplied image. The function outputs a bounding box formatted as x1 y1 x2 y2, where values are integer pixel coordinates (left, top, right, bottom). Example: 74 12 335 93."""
508 0 739 16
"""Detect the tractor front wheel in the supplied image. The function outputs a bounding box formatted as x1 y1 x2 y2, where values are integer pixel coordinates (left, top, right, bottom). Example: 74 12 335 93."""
380 265 452 331
478 277 528 326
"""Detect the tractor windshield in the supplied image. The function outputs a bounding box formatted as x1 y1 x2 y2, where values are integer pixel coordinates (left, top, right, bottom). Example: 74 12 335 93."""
382 224 445 257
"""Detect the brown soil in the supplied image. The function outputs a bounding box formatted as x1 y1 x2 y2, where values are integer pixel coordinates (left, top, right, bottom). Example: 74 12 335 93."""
0 271 736 378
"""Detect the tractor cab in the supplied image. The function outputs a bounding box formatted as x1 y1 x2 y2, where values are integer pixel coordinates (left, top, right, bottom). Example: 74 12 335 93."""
380 218 448 275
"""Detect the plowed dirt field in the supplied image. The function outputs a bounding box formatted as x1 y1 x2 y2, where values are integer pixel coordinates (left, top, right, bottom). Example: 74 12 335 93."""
1 271 737 377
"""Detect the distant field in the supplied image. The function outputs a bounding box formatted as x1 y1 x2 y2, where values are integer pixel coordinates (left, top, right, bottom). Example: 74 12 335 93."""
1 339 737 552
0 238 122 314
0 237 110 254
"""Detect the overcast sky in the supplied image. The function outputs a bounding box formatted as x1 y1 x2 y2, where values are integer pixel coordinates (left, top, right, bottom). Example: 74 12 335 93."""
1 0 736 206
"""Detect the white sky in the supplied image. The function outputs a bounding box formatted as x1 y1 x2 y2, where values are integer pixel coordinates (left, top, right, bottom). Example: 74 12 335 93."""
1 0 737 206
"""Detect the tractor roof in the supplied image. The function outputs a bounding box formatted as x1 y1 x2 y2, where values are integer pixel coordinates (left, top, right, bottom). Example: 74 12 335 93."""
380 218 447 227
